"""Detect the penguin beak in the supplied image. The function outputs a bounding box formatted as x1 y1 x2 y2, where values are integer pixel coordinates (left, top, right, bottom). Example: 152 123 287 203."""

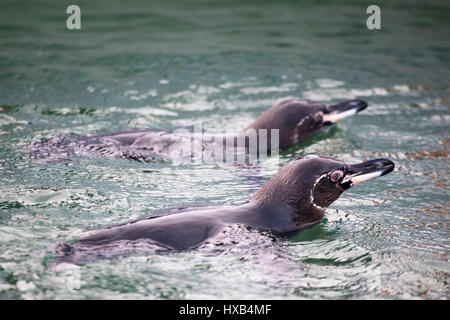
322 99 368 125
340 158 395 189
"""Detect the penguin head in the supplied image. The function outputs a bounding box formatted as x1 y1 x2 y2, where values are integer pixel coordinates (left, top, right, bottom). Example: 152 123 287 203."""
251 155 394 228
246 99 367 150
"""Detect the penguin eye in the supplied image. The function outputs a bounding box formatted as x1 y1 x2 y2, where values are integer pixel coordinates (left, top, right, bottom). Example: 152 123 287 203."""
313 111 323 122
330 170 343 183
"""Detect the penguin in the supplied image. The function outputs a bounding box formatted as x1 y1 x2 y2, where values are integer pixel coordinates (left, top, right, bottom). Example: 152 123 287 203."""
31 99 367 163
55 155 394 264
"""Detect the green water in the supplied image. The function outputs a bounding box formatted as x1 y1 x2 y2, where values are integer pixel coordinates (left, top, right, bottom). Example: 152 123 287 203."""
0 0 449 299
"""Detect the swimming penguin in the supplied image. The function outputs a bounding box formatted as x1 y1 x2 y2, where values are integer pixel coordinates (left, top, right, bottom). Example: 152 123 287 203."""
55 155 394 264
32 99 367 163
